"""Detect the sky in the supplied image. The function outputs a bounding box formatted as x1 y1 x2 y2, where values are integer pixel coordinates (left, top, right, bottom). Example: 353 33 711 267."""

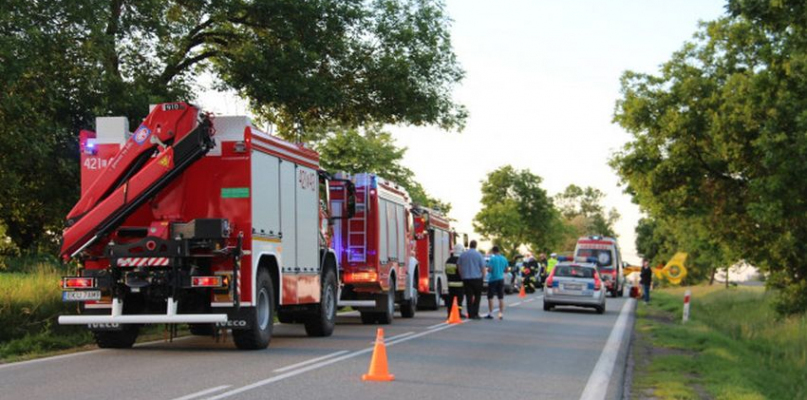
196 0 728 265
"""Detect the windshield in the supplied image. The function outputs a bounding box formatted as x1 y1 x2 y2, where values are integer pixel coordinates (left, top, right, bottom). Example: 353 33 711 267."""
576 248 613 267
554 265 596 278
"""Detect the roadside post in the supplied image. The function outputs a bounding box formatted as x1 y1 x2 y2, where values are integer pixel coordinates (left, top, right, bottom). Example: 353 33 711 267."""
683 289 691 323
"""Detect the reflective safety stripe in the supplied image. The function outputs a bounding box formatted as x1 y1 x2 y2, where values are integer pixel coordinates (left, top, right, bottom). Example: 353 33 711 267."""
448 282 464 288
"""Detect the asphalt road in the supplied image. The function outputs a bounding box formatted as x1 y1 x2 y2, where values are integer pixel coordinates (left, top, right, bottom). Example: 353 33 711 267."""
0 293 634 400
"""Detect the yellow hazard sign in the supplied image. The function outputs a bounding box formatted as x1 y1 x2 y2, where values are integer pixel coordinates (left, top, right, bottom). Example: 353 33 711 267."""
662 252 688 285
158 155 171 168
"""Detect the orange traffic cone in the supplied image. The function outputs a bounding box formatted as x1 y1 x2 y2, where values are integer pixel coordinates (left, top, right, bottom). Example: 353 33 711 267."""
518 283 527 298
362 328 395 382
446 297 463 324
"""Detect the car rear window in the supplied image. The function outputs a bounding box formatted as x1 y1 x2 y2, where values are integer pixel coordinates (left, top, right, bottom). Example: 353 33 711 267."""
554 265 595 278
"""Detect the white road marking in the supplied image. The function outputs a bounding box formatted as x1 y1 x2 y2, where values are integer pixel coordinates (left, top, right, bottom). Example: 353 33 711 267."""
170 385 231 400
206 324 457 400
579 298 635 400
273 350 350 373
427 322 448 330
510 302 522 307
370 331 414 344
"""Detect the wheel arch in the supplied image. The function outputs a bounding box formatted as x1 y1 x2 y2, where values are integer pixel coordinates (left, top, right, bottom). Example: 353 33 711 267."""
256 253 280 310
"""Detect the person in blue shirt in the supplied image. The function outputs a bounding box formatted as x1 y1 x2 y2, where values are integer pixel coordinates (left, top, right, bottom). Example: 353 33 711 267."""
458 240 486 319
486 246 509 319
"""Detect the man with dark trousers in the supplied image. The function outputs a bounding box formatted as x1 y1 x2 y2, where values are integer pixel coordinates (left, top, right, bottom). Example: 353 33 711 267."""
444 243 466 317
458 240 485 319
640 260 653 304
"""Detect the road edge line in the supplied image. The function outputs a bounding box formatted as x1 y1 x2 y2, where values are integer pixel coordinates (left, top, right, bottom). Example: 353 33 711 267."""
579 297 636 400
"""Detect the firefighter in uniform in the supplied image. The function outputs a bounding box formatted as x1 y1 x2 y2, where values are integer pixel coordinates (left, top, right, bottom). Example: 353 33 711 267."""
445 243 466 317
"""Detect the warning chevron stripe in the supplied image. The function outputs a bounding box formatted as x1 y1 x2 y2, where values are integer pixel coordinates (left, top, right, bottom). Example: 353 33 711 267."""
117 257 170 267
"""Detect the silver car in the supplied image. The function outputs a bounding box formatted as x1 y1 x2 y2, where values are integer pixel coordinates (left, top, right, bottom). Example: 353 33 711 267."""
543 262 606 314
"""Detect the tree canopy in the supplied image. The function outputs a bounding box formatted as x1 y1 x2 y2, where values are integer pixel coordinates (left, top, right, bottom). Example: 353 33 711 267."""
554 184 620 250
473 166 562 259
612 0 807 313
0 0 464 251
316 127 449 212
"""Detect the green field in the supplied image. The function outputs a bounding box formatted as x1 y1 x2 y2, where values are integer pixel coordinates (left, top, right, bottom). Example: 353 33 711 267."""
632 285 807 399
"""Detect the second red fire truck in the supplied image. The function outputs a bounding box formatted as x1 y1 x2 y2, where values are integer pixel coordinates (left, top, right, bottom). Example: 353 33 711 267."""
329 173 420 324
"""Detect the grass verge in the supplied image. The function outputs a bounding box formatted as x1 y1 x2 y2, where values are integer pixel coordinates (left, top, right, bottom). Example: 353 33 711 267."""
632 285 807 399
0 264 195 363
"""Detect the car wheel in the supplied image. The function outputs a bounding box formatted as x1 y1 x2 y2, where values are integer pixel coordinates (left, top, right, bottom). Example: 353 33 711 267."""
596 304 605 314
543 302 552 312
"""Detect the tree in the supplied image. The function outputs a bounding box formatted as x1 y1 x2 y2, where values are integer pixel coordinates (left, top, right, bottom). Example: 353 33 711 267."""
473 166 562 259
316 126 449 212
611 0 807 313
0 0 465 251
554 184 620 248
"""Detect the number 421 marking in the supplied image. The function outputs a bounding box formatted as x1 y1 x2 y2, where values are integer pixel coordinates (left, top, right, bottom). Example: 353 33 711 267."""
83 157 113 170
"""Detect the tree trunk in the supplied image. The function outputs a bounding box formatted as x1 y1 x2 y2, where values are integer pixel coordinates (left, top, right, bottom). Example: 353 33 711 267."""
725 267 730 288
709 267 716 285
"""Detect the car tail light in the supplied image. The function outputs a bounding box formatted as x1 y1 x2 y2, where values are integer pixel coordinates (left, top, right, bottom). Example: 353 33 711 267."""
593 272 602 291
62 277 96 289
545 270 556 288
192 276 224 288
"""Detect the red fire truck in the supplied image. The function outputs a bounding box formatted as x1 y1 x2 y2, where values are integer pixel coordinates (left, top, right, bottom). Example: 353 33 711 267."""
58 102 355 350
411 206 454 310
329 173 418 324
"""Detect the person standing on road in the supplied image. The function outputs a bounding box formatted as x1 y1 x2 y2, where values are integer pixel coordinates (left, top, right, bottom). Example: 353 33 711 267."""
485 246 508 320
640 260 653 304
445 243 466 318
547 253 559 275
458 240 485 320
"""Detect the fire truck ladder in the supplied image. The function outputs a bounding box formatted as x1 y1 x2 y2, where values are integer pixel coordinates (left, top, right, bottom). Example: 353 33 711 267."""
346 174 371 263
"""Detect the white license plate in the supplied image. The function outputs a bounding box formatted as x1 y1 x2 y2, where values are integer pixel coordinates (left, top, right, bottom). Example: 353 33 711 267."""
62 290 101 302
563 284 582 291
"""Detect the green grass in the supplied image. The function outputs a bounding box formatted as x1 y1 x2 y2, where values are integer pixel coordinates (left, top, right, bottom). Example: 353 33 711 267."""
633 285 807 399
0 263 96 362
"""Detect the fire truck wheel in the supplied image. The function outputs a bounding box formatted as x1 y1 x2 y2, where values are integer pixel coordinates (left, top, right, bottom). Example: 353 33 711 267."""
376 282 395 325
400 274 417 318
189 324 215 336
93 325 140 348
360 311 377 324
233 269 274 350
304 269 337 337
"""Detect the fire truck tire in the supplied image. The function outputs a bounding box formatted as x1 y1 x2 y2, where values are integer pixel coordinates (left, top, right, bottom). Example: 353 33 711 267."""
360 311 377 324
233 269 274 350
93 325 140 348
400 273 417 318
376 283 395 325
304 269 337 337
189 324 215 335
